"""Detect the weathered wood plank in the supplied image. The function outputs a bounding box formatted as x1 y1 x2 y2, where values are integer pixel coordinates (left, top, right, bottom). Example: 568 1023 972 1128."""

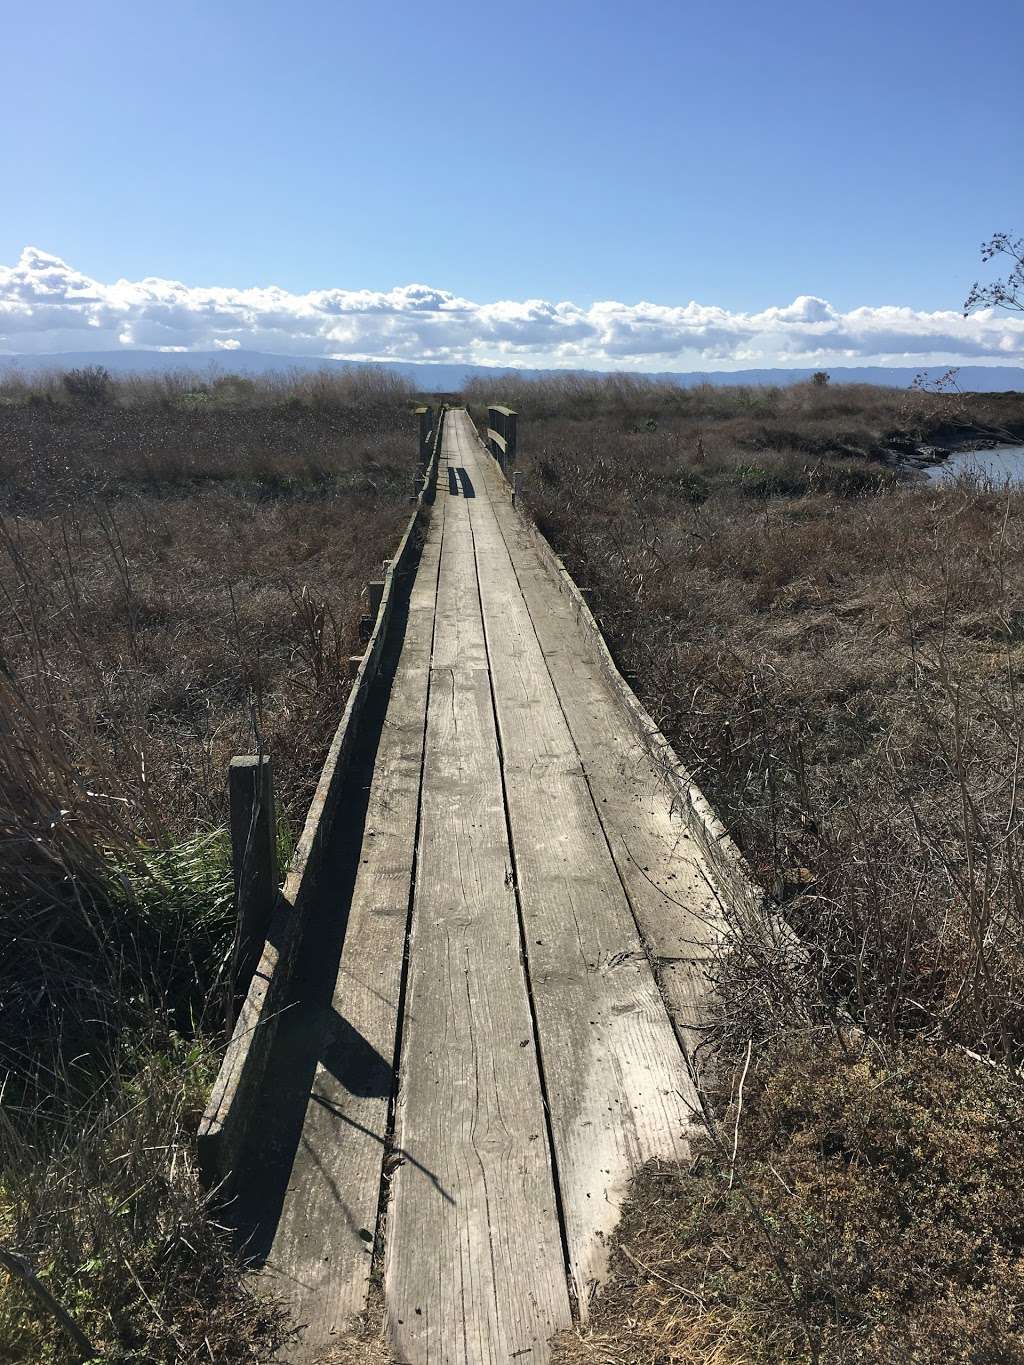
444 414 695 1312
513 563 722 1050
428 487 489 675
384 423 570 1363
227 753 278 1021
468 415 725 1059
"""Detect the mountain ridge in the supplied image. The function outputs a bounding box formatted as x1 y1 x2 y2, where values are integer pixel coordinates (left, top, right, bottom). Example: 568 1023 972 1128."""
2 350 1023 392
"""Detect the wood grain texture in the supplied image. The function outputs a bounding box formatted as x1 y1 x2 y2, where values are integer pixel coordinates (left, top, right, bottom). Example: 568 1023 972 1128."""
445 414 696 1310
469 416 725 1060
200 420 443 1192
246 410 725 1362
383 420 571 1364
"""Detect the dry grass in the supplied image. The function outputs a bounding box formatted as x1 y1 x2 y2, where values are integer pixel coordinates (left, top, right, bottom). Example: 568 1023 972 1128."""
0 369 418 1361
475 376 1024 1363
0 360 413 412
498 382 1024 1062
465 370 1024 447
554 1041 1024 1364
308 1289 395 1365
0 1034 294 1363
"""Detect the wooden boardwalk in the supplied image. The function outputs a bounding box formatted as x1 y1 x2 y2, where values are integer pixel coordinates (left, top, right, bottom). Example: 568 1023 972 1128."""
253 410 724 1363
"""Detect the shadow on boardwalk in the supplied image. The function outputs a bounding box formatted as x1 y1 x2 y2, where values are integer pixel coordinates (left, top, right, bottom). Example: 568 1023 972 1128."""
223 545 450 1263
447 465 475 498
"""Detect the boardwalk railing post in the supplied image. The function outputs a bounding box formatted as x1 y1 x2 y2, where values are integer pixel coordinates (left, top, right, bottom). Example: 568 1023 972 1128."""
486 405 518 475
227 754 277 1029
360 576 386 641
416 405 433 466
505 409 518 468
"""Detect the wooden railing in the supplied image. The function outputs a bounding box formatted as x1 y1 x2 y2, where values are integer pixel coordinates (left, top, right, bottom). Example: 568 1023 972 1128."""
415 405 436 466
199 407 447 1193
487 405 517 470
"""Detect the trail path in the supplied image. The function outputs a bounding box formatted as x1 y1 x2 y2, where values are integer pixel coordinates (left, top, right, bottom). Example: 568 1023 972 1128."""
253 410 722 1363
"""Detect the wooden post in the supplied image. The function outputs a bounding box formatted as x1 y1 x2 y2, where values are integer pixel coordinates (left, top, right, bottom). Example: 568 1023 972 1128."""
228 755 277 1027
505 409 518 468
416 406 433 464
360 578 385 642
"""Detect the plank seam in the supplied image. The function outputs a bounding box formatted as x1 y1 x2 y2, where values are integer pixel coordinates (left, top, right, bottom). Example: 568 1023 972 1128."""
475 464 695 1064
462 461 578 1320
373 459 449 1283
472 420 737 1059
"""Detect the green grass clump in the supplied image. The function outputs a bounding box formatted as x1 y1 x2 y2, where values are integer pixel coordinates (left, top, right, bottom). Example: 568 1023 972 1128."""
0 1030 290 1363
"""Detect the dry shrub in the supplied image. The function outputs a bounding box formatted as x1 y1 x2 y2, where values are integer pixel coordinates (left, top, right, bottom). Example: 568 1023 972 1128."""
554 1039 1024 1365
475 377 1024 1361
0 376 417 1360
0 361 413 413
0 389 416 1076
0 371 417 834
465 372 1024 449
507 404 1024 1065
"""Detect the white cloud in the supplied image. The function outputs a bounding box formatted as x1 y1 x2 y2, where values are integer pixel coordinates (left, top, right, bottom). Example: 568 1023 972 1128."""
0 246 1021 370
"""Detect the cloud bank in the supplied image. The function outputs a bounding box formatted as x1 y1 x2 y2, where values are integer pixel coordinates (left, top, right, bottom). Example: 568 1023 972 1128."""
2 246 1022 371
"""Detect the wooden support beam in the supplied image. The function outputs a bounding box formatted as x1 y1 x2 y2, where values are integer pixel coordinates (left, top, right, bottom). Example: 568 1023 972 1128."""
227 755 277 1028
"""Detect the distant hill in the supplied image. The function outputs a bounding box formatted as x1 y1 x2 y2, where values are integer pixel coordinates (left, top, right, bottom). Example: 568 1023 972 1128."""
2 350 1023 393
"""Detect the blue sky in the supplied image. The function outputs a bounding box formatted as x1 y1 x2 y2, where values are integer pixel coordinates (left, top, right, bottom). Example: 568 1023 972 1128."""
2 0 1023 369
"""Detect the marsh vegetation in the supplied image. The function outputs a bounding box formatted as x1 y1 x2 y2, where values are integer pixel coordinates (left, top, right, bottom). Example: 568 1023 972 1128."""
8 365 1024 1361
0 366 415 1362
469 373 1024 1363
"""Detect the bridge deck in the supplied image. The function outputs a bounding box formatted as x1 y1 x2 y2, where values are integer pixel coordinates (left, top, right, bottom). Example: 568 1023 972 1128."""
254 410 722 1363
